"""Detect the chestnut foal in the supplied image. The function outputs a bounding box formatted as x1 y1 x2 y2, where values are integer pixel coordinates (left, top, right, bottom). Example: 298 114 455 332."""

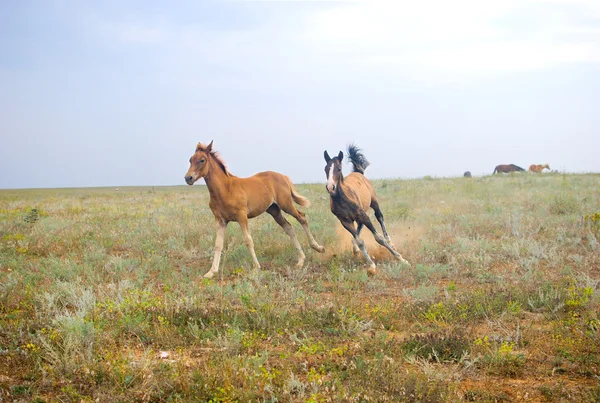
185 141 324 278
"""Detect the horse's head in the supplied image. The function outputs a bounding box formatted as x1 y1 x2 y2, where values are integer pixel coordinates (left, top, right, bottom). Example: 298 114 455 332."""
185 141 213 185
324 150 344 194
544 164 550 170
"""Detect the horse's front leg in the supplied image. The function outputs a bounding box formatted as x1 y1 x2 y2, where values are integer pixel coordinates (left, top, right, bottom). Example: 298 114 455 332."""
340 219 376 276
358 212 409 266
204 218 227 279
351 222 363 255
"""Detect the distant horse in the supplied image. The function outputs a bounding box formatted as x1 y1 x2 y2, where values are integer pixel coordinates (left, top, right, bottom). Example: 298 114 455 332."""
464 171 472 178
529 163 550 173
493 164 525 174
185 141 324 278
323 144 408 275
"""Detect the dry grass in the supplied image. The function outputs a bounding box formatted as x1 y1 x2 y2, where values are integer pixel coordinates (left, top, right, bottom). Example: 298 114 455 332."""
1 173 599 402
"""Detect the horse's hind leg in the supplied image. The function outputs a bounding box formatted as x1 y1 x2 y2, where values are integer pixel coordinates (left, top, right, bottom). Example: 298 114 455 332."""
340 220 376 275
237 214 261 270
371 200 394 247
281 204 325 253
358 212 409 265
267 204 305 267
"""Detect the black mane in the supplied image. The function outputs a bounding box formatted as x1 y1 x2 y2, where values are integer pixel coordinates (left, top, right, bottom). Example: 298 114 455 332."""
347 144 370 174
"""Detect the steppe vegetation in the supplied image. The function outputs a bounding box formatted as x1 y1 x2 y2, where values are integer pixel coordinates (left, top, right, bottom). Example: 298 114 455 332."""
1 173 599 402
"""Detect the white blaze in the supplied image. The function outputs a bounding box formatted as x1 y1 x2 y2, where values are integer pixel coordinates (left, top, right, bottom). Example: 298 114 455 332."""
326 167 336 192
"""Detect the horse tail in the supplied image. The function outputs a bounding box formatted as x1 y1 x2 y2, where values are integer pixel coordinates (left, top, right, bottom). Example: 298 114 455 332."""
285 176 310 207
347 144 370 175
291 188 310 207
493 166 498 174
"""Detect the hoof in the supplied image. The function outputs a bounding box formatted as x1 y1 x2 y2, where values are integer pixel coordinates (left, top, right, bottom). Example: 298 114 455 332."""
203 271 215 279
367 265 377 277
314 245 325 253
296 258 305 268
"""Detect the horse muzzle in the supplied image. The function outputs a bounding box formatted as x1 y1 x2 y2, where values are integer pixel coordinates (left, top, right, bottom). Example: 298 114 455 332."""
185 175 195 185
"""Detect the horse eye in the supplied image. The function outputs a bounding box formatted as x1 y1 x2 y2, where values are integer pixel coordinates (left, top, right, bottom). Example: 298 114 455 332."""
189 158 192 163
200 159 205 163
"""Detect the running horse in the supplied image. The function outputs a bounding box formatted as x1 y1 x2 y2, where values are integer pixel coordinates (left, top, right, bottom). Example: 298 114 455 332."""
493 164 525 174
323 144 409 275
529 163 550 173
185 141 325 278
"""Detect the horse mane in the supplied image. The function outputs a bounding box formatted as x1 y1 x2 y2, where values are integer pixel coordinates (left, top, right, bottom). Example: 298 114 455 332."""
347 144 370 174
196 143 232 177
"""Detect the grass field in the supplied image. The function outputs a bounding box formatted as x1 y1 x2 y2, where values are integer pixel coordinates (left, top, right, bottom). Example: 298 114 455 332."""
1 173 599 402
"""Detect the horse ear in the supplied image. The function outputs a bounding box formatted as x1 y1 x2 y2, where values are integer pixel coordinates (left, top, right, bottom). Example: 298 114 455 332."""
206 140 213 152
196 142 203 151
338 151 343 162
324 151 331 163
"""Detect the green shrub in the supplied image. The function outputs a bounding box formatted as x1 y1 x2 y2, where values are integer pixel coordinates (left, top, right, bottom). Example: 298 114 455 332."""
549 194 578 215
402 331 470 362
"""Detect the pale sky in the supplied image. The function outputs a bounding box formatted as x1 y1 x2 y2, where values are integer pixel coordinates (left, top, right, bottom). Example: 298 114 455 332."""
1 0 599 189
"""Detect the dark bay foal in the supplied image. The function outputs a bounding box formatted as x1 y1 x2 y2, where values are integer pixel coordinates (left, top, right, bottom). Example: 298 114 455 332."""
324 144 409 275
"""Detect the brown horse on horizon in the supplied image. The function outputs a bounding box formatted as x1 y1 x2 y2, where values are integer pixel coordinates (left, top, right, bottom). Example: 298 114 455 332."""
493 164 525 174
185 141 324 278
324 144 409 275
529 163 550 173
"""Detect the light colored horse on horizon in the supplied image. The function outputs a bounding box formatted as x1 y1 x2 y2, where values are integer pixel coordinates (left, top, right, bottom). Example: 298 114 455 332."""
185 141 324 278
529 163 550 173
